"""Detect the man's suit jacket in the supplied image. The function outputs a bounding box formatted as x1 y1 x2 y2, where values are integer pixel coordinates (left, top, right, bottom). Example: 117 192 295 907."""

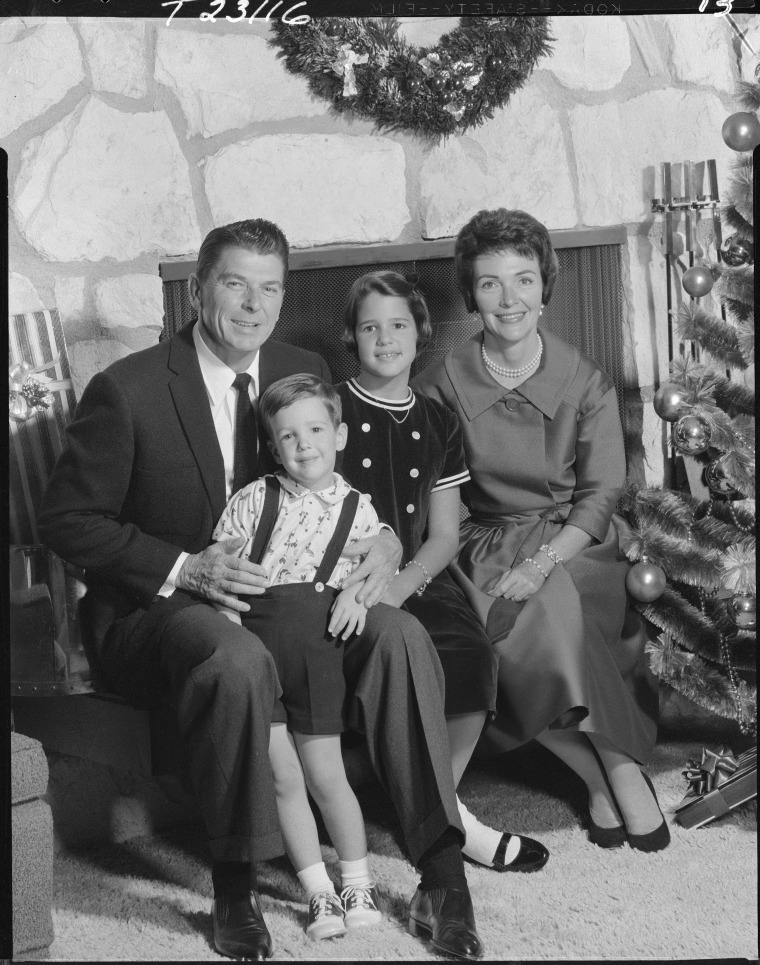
37 323 330 689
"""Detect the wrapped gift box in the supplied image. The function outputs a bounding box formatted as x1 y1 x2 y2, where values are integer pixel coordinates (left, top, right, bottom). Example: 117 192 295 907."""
9 310 91 694
675 746 757 829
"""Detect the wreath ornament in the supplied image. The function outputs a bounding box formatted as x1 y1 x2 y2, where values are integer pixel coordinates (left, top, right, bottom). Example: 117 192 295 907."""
269 17 553 142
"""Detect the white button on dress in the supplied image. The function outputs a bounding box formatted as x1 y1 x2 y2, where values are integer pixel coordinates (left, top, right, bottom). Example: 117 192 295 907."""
362 423 371 432
363 458 372 468
410 468 419 478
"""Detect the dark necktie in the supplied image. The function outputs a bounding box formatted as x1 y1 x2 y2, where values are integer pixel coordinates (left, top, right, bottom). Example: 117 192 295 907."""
232 372 258 495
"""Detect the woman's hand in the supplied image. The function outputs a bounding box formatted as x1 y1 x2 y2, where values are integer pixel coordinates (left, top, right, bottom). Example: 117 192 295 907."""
340 530 403 606
487 560 545 602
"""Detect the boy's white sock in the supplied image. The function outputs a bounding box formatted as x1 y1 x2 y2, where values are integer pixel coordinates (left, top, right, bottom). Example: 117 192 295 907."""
339 856 374 891
297 862 336 901
458 796 520 866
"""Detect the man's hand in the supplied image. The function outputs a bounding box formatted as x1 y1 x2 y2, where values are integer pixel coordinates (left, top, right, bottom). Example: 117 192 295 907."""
341 530 403 607
328 587 368 640
487 561 545 602
176 537 268 612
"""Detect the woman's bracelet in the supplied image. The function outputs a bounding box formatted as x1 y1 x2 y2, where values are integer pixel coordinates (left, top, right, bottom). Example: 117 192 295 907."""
523 556 550 580
406 559 432 596
539 544 563 566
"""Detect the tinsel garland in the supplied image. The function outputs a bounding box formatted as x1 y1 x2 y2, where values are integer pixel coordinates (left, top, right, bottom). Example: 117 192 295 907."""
647 632 756 727
708 372 755 415
724 157 754 230
624 528 724 586
735 318 755 363
637 585 725 660
737 78 760 112
269 17 553 141
676 304 746 369
714 264 755 307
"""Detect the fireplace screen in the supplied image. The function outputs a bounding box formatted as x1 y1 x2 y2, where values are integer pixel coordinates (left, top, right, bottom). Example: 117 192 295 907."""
160 232 628 457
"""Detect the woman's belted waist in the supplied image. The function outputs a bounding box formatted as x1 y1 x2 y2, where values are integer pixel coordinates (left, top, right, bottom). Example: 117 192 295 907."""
468 502 573 529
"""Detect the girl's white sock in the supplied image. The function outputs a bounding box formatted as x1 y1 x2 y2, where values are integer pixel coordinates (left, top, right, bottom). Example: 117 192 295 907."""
297 862 336 901
458 796 520 866
339 856 373 891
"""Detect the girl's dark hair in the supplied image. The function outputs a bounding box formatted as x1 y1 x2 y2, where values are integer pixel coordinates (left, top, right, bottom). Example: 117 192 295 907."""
342 271 432 357
259 374 342 439
194 218 289 287
454 208 559 311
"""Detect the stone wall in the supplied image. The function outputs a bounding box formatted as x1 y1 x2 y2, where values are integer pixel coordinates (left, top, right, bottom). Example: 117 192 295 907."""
6 14 752 483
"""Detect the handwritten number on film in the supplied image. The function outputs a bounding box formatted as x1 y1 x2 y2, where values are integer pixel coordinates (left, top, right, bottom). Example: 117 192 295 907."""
162 0 310 26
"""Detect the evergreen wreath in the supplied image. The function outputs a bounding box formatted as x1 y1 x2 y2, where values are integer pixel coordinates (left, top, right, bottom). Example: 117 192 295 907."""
269 17 553 141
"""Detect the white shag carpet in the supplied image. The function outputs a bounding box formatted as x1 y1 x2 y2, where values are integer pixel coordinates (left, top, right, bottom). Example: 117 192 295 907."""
38 736 757 962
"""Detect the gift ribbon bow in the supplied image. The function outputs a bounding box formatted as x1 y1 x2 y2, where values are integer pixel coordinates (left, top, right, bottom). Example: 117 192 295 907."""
682 745 739 796
332 44 369 98
9 358 74 424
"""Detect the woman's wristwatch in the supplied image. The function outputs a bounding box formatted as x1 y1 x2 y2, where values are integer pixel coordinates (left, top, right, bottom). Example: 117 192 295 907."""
406 559 432 596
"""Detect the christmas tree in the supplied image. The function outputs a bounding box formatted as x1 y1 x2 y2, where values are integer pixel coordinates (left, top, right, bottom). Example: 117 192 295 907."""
621 78 757 737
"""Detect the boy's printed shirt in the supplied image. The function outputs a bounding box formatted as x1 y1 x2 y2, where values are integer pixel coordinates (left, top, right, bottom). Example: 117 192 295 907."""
212 472 382 589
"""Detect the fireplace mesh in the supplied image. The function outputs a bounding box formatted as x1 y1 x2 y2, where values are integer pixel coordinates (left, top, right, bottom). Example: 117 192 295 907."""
161 243 627 451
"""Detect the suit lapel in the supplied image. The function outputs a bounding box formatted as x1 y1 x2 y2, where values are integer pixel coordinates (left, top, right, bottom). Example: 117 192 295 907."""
167 325 227 523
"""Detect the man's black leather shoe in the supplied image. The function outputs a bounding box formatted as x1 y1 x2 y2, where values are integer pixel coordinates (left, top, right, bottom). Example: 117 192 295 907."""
408 886 484 961
212 891 273 961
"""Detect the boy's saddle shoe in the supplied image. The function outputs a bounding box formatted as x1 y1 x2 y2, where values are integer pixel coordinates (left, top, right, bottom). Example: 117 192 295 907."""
408 886 485 961
213 891 273 961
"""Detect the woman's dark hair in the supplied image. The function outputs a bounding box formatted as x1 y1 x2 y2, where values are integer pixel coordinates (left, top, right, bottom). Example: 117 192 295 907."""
342 271 432 358
454 208 559 311
259 374 342 439
195 218 289 287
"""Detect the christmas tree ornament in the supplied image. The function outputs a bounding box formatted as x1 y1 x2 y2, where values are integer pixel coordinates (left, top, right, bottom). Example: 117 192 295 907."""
428 75 445 91
744 363 754 388
705 457 740 497
441 90 454 104
653 383 688 422
626 559 667 603
487 55 505 70
721 111 760 152
721 235 754 267
450 75 465 91
672 414 711 455
682 266 714 298
406 77 421 94
728 592 757 630
323 19 344 38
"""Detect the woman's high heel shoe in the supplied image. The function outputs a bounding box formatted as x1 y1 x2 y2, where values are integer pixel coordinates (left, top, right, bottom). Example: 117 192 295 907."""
587 815 627 849
626 773 671 853
582 791 626 848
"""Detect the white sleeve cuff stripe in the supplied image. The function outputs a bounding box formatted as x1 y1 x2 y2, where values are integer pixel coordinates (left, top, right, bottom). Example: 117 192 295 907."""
432 470 470 492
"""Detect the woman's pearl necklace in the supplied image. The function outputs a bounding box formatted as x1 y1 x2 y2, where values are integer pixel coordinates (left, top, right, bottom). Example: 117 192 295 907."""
482 335 543 378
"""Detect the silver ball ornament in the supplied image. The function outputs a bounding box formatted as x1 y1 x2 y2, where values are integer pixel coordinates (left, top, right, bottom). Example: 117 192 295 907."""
653 383 687 423
704 457 739 497
682 266 714 298
626 560 667 603
721 235 754 267
728 592 757 631
673 414 711 455
721 111 760 152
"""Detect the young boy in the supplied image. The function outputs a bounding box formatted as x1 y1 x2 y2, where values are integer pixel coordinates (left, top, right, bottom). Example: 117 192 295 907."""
212 374 384 941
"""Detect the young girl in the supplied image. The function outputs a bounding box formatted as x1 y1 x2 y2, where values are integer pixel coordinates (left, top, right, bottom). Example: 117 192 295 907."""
213 375 384 940
336 272 549 873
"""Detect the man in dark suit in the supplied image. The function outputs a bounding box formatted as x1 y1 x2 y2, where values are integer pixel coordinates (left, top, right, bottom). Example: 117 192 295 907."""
38 219 484 962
